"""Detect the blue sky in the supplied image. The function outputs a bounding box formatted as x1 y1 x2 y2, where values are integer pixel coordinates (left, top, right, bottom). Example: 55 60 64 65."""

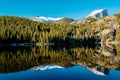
0 0 120 19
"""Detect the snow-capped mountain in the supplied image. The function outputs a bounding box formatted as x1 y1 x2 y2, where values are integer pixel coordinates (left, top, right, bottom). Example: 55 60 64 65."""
31 64 64 71
30 16 63 22
86 9 108 18
87 66 109 76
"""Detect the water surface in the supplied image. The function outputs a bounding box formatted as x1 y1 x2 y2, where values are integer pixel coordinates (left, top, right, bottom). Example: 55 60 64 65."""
0 45 120 80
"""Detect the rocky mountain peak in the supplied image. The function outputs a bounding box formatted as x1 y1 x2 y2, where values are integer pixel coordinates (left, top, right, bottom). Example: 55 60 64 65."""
86 9 109 18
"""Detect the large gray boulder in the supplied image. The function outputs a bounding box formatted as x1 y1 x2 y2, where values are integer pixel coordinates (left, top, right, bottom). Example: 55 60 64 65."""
101 44 117 56
101 29 116 43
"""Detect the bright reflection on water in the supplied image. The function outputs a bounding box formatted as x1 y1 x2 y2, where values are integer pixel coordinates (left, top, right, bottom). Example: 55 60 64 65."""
0 66 120 80
0 44 120 80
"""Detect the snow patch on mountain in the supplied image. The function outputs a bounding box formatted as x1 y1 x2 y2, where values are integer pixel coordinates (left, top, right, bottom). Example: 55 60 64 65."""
30 16 63 22
31 64 64 71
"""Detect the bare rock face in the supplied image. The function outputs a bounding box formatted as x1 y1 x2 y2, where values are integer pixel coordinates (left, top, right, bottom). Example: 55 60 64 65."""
95 16 120 29
100 29 117 57
101 44 117 56
101 29 116 43
86 9 108 18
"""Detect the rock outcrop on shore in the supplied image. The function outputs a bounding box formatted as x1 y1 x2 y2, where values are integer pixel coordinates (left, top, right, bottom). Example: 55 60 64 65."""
100 29 116 43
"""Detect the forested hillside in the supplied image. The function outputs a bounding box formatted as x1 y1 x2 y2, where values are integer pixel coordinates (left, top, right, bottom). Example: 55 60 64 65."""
0 16 96 45
0 13 120 45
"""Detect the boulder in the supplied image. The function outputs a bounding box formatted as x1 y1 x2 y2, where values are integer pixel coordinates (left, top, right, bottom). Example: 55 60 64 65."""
101 29 116 43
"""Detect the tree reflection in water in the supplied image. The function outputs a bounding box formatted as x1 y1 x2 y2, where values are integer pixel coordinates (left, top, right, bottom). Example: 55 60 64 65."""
0 44 120 74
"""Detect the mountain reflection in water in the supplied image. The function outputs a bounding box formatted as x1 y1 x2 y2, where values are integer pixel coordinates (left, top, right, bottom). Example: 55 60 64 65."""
0 44 120 80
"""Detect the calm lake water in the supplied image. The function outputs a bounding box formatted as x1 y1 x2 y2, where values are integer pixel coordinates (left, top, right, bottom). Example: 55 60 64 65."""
0 44 120 80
